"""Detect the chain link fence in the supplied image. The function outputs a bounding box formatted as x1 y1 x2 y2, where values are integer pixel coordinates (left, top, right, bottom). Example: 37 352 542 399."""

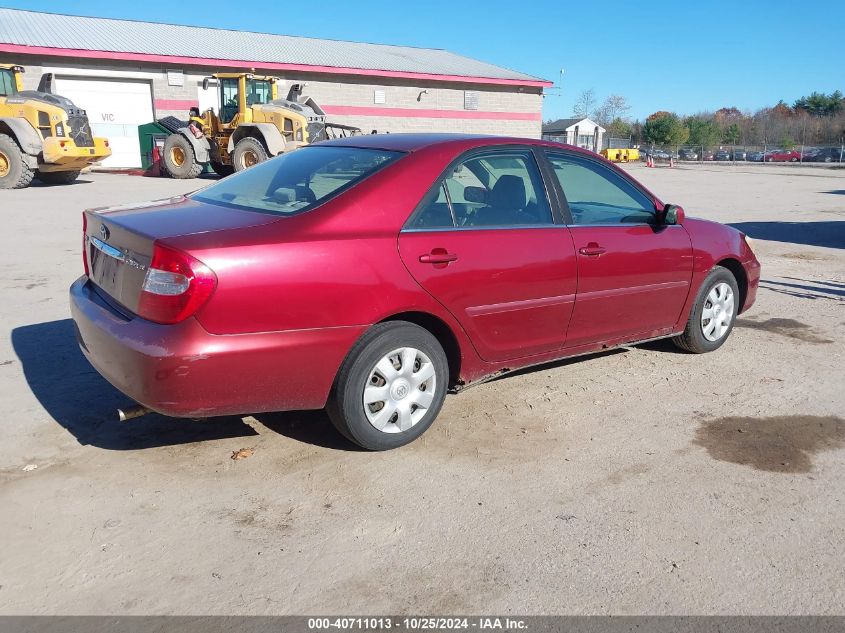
602 137 844 164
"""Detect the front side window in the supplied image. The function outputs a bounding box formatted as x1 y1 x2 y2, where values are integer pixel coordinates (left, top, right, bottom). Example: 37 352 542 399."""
192 146 403 215
0 69 16 96
410 150 552 229
219 78 240 123
548 153 656 225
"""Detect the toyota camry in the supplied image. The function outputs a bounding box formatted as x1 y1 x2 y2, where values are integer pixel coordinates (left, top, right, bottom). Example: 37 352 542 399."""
70 134 760 450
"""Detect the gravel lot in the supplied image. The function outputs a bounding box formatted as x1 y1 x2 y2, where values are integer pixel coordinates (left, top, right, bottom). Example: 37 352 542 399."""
0 163 843 615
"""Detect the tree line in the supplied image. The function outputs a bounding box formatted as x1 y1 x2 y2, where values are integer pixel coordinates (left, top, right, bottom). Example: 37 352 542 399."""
552 89 845 149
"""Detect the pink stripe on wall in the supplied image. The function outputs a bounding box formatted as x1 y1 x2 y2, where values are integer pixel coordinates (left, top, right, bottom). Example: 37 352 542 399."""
155 99 198 110
322 105 542 121
0 43 553 88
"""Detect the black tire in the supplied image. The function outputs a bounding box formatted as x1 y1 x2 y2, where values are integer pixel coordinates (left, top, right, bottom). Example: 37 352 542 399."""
232 137 268 172
0 133 35 190
211 161 234 177
162 134 203 179
327 321 449 451
36 170 81 185
673 266 740 354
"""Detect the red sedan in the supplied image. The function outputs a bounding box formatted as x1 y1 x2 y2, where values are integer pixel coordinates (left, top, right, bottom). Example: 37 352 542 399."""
765 149 801 162
70 134 761 450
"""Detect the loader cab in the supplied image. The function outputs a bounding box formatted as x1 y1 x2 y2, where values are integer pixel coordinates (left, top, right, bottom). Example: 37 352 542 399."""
213 74 277 125
0 65 24 96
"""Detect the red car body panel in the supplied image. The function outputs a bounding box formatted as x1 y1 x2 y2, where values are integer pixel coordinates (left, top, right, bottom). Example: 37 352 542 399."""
766 150 801 162
70 134 760 418
564 224 693 346
398 227 578 362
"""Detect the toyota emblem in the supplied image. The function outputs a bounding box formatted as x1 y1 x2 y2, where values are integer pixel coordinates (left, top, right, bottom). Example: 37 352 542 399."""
100 224 110 241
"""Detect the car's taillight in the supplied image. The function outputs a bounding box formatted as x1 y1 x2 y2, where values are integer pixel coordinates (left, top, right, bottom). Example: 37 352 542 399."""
137 243 217 324
82 212 89 276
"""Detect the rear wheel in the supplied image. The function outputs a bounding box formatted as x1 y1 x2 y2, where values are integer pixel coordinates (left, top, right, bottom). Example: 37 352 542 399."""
210 161 234 177
673 266 739 353
327 322 448 451
163 134 203 179
37 170 81 185
232 137 268 172
0 134 34 190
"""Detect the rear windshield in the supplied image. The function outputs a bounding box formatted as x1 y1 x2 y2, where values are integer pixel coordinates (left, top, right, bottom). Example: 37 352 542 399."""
192 146 404 215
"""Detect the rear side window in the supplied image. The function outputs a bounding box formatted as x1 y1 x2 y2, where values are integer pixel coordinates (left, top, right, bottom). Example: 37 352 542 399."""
547 153 656 225
410 150 552 229
192 146 403 215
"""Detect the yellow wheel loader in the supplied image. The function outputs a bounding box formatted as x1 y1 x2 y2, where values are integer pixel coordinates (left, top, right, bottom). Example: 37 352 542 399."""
0 65 111 189
161 73 361 178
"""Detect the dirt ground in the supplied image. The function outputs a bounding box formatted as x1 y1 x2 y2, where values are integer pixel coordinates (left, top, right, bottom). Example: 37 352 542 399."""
0 163 843 615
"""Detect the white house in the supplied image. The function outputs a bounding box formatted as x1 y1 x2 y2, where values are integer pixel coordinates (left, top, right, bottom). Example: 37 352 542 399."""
542 117 605 152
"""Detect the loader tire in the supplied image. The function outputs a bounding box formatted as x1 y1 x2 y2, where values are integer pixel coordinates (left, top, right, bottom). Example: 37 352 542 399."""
163 134 203 179
0 134 35 190
232 137 268 172
37 170 81 185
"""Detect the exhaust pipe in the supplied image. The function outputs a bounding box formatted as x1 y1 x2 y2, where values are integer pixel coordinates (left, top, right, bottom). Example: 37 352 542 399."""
118 405 152 422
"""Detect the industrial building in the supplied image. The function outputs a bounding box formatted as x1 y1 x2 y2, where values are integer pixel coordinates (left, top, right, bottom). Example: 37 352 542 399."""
0 8 550 167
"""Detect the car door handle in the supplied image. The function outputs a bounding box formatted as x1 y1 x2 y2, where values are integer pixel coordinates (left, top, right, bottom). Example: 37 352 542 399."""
578 244 607 257
419 251 458 264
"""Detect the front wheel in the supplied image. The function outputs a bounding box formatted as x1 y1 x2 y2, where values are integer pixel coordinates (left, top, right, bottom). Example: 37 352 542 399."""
327 322 449 450
232 137 268 172
162 134 203 179
673 266 740 353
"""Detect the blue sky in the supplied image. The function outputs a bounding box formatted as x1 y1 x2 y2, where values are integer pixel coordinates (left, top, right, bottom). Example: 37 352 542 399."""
4 0 843 120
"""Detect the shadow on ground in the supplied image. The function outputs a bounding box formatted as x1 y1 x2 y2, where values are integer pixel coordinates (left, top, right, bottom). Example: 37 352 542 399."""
759 278 845 301
252 410 361 452
30 178 94 188
11 319 260 450
729 221 845 249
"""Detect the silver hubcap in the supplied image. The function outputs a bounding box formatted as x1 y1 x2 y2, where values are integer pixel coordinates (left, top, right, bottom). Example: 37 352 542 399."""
701 282 735 341
363 347 437 433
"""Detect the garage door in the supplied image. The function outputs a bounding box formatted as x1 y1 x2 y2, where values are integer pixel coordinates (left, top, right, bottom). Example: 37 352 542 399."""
55 77 154 168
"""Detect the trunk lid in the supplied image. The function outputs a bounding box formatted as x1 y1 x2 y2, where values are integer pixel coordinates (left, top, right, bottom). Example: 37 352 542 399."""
84 195 278 315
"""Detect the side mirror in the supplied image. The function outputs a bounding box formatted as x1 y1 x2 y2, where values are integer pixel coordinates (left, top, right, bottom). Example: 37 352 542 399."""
202 77 210 91
662 203 685 225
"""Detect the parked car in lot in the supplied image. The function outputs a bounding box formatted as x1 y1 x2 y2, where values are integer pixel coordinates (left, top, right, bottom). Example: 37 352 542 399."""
641 148 671 160
70 134 761 450
747 150 765 162
731 150 747 161
678 148 698 161
714 149 731 161
701 150 715 161
765 149 801 162
803 147 844 163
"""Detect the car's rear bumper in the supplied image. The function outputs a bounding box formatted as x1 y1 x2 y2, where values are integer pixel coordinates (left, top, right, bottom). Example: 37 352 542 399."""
70 277 365 417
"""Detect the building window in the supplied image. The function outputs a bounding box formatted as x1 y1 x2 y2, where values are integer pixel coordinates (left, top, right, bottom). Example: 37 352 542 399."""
374 89 385 104
464 90 479 110
577 134 593 146
166 70 184 87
